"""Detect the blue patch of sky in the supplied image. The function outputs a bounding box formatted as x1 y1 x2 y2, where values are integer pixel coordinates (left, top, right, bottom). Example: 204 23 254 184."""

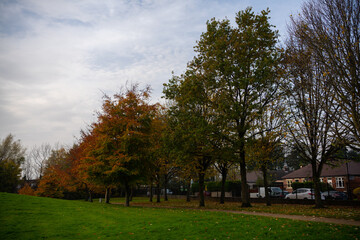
0 1 92 37
0 18 27 37
88 50 141 71
0 4 40 37
51 18 92 28
21 8 43 19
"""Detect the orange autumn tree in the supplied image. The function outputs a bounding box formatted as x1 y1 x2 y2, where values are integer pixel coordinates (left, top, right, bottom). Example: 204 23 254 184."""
35 148 71 198
18 183 36 196
82 127 115 201
35 146 96 199
85 85 157 206
68 140 103 202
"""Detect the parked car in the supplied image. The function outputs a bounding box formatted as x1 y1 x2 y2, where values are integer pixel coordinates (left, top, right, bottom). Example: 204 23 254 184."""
285 188 325 200
147 189 173 196
257 187 289 198
322 191 348 200
161 189 173 195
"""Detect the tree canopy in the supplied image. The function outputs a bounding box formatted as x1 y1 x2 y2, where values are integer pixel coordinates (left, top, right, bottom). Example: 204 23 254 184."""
84 85 157 206
164 7 282 207
0 134 26 193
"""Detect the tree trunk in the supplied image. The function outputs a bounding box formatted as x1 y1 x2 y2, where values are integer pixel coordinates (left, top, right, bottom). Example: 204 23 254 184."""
186 179 191 202
105 187 110 204
240 144 251 207
262 165 271 206
119 188 123 197
125 182 130 207
84 184 89 201
129 187 133 201
164 174 168 201
198 172 205 207
125 188 130 207
220 169 227 204
149 184 153 202
88 190 93 202
156 182 161 203
312 164 324 208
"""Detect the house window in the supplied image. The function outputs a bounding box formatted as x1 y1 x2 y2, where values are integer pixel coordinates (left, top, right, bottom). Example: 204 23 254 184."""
336 177 344 188
327 178 332 185
287 180 292 188
319 178 323 182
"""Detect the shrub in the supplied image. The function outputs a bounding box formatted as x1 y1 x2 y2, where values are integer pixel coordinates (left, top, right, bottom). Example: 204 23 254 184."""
353 187 360 199
35 173 64 199
206 182 223 192
18 183 36 196
191 182 199 193
191 181 241 195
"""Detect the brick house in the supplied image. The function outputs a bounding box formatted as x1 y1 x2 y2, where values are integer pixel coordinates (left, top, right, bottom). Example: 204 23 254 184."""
281 161 360 196
246 170 288 189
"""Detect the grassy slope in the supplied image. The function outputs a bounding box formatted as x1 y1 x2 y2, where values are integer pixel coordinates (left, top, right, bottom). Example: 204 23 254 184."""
113 197 360 221
0 193 359 240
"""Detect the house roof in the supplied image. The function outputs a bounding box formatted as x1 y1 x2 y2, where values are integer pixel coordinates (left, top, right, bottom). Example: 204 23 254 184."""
246 171 262 183
281 161 360 179
247 170 290 183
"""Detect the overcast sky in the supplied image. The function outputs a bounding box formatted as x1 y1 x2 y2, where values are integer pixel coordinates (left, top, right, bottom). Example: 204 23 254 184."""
0 0 303 150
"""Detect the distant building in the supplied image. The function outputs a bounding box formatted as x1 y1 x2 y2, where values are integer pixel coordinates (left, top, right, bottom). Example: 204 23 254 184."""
246 170 289 190
281 161 360 195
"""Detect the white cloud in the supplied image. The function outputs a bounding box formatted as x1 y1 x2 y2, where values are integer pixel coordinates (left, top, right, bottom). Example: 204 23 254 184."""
0 0 302 148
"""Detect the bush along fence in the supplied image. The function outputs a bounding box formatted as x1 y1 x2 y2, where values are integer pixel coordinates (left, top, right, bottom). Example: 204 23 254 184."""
191 181 242 197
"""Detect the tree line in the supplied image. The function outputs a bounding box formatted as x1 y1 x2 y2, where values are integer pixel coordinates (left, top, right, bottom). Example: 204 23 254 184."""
1 0 359 209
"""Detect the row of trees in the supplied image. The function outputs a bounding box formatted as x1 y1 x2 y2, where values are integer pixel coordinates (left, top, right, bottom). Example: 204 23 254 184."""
0 135 95 199
2 0 358 209
165 0 359 208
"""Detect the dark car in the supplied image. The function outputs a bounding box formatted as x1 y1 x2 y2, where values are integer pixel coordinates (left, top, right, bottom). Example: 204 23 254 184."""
322 191 348 200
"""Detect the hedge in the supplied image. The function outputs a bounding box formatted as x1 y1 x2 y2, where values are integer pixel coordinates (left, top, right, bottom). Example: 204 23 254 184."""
191 181 241 194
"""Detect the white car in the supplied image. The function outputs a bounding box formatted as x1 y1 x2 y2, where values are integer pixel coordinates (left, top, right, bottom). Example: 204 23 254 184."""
257 187 288 198
285 188 325 200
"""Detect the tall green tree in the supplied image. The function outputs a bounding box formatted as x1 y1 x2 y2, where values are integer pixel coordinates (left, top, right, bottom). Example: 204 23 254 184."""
0 134 26 193
147 110 177 203
164 71 219 207
189 8 282 207
162 114 196 202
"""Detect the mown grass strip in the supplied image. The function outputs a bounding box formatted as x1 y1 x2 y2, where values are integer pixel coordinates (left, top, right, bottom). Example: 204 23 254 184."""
1 193 359 239
111 197 360 221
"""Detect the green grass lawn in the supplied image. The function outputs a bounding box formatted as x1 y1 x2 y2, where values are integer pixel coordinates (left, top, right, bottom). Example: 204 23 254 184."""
1 193 359 240
111 197 360 221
